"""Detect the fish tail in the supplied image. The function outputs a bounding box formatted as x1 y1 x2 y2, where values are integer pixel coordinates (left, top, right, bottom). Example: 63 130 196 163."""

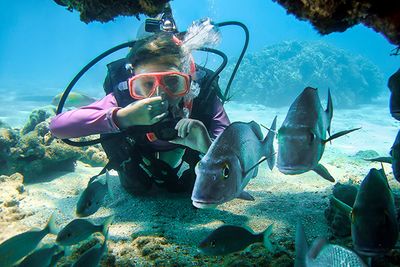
262 224 274 252
295 222 308 267
45 212 59 235
102 215 114 236
263 116 277 170
106 171 115 200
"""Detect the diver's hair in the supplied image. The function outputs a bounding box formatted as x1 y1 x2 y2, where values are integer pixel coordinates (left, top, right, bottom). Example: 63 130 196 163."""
127 32 183 69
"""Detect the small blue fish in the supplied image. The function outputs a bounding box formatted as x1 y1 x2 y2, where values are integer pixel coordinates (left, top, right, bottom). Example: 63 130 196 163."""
198 224 273 256
76 171 114 217
0 213 58 266
72 231 109 267
56 216 114 246
17 244 60 267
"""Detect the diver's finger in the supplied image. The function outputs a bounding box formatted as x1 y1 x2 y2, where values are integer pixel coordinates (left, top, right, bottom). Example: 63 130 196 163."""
180 120 192 138
169 137 184 145
145 96 163 104
186 120 195 134
174 118 186 132
152 111 168 123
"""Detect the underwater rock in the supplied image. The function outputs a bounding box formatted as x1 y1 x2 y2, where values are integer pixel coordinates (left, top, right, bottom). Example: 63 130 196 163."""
221 41 385 107
388 68 400 120
353 149 380 159
0 172 28 231
53 0 170 23
324 182 358 237
21 106 55 135
1 107 110 180
273 0 400 46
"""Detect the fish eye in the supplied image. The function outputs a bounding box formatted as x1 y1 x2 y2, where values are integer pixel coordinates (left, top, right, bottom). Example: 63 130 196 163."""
210 240 216 248
222 164 230 179
309 132 316 143
87 201 92 207
67 233 72 237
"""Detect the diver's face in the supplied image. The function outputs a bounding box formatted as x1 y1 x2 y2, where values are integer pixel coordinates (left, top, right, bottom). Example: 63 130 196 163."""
134 62 187 106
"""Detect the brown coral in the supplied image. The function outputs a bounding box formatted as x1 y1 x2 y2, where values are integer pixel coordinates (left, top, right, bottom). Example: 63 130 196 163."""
273 0 400 45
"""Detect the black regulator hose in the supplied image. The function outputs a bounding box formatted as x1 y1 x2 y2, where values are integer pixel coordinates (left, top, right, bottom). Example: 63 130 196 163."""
57 20 248 147
215 21 249 104
56 41 136 147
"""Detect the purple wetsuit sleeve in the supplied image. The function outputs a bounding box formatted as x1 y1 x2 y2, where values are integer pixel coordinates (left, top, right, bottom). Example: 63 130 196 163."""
49 93 121 139
208 96 230 140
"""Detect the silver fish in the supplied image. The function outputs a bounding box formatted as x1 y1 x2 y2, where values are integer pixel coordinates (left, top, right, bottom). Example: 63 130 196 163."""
76 171 114 217
277 87 359 182
0 213 58 267
192 117 277 209
72 231 109 267
56 216 114 246
332 168 398 256
295 222 366 267
17 244 60 267
198 224 273 256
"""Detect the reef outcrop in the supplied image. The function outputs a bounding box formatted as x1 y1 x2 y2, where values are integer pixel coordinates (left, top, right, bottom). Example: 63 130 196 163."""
53 0 170 23
0 107 107 181
221 41 385 107
273 0 400 46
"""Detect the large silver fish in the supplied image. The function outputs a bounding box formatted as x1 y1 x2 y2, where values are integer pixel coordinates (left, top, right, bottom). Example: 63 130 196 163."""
191 117 276 209
277 87 359 182
295 222 366 267
332 168 399 257
0 213 58 267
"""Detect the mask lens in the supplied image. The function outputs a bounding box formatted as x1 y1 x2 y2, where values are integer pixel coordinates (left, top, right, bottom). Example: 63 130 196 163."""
162 74 187 95
132 76 156 98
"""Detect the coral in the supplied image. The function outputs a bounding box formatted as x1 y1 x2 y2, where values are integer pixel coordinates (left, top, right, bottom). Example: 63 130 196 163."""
55 0 170 23
221 41 385 107
21 106 55 135
273 0 400 45
324 182 358 237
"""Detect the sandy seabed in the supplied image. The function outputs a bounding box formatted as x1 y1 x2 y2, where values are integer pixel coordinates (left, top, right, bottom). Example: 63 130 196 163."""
1 102 400 266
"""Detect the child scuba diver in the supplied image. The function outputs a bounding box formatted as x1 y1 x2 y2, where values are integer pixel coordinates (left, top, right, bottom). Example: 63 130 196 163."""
50 27 230 195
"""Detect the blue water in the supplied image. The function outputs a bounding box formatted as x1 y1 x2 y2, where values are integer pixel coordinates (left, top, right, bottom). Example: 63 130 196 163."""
0 0 398 98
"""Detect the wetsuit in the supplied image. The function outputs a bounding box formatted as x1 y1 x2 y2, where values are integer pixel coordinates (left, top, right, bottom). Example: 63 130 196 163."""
50 67 230 194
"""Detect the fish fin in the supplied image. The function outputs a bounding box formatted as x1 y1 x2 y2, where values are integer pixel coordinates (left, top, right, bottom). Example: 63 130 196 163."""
364 156 393 164
322 128 361 144
326 88 333 136
313 164 335 182
45 212 59 235
249 121 264 140
295 222 308 267
237 191 255 201
378 168 391 190
102 215 115 236
105 171 115 200
262 116 277 170
262 224 274 253
62 245 72 256
252 166 259 178
242 154 275 177
307 238 327 260
331 196 353 219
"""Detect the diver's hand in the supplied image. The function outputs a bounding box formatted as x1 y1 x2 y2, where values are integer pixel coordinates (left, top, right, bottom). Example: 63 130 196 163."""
169 118 212 154
115 96 168 128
